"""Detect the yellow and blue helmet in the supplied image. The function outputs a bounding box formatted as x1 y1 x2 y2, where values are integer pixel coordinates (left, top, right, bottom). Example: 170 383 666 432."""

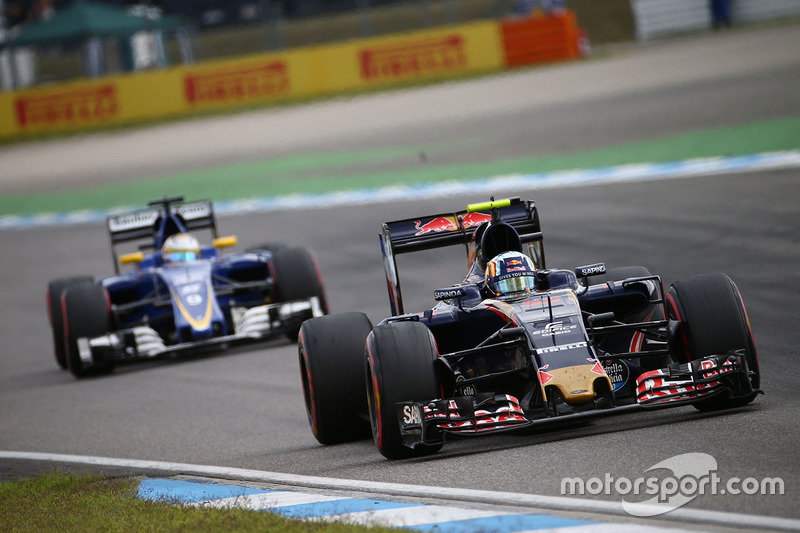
485 251 537 298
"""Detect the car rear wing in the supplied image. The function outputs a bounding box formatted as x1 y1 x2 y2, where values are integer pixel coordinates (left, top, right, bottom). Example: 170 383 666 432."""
380 197 543 316
106 197 218 273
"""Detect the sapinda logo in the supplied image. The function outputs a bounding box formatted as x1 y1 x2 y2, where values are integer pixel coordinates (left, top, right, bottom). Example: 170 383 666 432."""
402 405 422 425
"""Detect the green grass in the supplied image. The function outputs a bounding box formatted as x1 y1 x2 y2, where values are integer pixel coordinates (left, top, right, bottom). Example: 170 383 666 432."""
2 115 798 217
0 470 397 533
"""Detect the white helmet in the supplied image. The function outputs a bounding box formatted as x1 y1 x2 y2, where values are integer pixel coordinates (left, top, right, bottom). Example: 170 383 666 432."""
162 233 200 263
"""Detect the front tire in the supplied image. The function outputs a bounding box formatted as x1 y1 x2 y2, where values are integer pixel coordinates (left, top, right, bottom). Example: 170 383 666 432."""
63 283 114 378
667 273 760 411
272 246 329 341
299 312 373 444
365 321 442 460
47 276 93 370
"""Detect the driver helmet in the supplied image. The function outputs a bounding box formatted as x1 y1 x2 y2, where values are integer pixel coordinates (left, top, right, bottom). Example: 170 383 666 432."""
162 233 200 263
485 251 537 299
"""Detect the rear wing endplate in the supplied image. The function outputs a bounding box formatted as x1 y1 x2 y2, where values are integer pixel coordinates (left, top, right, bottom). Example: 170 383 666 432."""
380 197 543 316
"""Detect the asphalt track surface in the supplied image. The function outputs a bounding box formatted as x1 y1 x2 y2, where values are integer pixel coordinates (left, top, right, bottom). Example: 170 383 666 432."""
1 23 799 529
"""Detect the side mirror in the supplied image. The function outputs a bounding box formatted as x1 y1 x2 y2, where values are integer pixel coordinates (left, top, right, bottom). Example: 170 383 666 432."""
213 235 238 249
434 286 470 302
587 312 615 327
120 252 144 265
575 263 606 279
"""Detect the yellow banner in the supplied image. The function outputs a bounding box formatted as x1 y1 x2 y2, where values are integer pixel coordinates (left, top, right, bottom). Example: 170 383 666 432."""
0 21 503 140
322 21 503 92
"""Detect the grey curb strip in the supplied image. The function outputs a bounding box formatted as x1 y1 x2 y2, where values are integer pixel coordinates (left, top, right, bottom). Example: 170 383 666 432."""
1 451 797 531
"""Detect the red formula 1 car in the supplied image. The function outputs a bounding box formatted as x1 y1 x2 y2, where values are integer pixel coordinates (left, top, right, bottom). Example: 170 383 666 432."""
298 197 761 459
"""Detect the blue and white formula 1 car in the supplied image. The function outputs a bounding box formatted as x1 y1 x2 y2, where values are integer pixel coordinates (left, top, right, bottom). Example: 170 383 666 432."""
298 197 761 459
47 196 328 378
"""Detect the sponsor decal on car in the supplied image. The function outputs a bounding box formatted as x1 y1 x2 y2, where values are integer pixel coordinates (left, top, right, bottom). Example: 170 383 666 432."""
457 384 477 396
413 216 459 236
602 360 630 391
576 263 607 277
536 341 589 354
107 210 160 232
401 404 422 425
532 321 577 336
434 287 468 300
460 211 492 228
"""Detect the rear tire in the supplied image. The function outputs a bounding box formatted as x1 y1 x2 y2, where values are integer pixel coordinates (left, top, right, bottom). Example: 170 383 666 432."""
63 283 114 378
365 321 443 460
299 312 373 444
667 273 760 411
272 246 329 341
47 276 93 370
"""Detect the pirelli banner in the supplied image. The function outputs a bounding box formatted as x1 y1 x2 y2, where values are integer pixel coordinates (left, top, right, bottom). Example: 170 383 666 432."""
0 21 503 139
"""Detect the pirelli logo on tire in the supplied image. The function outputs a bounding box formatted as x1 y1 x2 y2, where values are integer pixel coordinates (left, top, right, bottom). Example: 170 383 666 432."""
184 61 290 106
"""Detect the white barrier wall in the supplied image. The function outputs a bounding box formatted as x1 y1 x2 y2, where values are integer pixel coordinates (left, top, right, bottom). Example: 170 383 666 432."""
630 0 800 41
733 0 800 22
631 0 709 41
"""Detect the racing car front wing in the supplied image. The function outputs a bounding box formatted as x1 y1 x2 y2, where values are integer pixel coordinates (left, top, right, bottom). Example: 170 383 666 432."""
396 353 759 450
635 352 758 405
76 298 324 364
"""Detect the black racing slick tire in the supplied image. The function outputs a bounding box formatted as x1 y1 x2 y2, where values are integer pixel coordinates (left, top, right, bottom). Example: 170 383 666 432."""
365 321 443 460
298 313 373 445
63 283 114 378
271 246 329 341
47 276 93 370
667 273 760 411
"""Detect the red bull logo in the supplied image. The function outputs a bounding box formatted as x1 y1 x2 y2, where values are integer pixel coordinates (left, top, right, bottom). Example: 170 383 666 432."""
461 212 492 228
414 217 458 236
